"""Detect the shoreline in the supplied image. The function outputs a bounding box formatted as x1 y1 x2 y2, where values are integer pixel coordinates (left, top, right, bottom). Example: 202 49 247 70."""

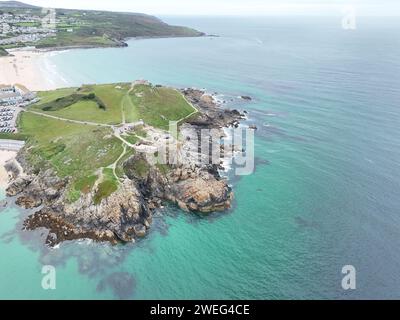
0 48 70 92
0 34 212 92
0 150 17 190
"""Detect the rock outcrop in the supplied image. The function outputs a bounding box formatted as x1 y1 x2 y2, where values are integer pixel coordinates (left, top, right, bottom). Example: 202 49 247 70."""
24 209 118 247
61 180 151 243
15 196 42 209
181 88 246 128
125 154 233 214
6 176 32 197
13 159 232 246
18 176 152 246
168 172 233 213
0 200 7 208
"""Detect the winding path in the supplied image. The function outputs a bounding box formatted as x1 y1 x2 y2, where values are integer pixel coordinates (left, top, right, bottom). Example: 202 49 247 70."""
109 143 127 182
27 110 114 128
178 93 199 125
23 88 199 182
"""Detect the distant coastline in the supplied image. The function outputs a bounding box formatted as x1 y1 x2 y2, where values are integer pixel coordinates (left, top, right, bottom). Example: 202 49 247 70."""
0 32 215 92
0 3 205 56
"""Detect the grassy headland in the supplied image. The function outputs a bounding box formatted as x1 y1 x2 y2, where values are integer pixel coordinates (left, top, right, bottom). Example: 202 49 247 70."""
38 9 204 48
18 82 196 203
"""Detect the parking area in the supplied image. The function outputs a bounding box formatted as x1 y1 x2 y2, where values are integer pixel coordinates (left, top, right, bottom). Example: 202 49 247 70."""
0 107 22 133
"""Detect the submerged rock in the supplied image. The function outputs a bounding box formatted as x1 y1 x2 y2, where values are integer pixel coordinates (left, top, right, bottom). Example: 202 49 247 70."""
133 224 147 238
97 272 136 299
0 200 7 208
240 95 252 101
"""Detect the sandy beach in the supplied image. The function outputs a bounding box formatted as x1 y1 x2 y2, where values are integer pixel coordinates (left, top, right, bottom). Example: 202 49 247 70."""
0 49 65 91
0 150 17 190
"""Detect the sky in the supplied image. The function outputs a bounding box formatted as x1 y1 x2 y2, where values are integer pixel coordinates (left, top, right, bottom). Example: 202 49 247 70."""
2 0 399 16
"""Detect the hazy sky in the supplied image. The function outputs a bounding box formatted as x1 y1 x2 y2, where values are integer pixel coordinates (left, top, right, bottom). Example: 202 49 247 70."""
3 0 399 16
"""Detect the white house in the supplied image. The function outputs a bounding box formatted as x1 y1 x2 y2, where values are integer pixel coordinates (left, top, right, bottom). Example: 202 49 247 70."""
0 84 36 105
0 85 15 93
14 84 36 100
0 92 23 105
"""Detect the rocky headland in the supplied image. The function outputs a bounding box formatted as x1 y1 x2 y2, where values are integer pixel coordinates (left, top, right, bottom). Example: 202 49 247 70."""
6 88 249 247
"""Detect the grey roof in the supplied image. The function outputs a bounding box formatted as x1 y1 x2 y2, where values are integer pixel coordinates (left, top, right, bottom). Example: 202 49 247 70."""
0 91 21 100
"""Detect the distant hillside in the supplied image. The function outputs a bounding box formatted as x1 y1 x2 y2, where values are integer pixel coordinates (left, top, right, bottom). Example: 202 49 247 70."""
0 1 37 8
0 2 204 49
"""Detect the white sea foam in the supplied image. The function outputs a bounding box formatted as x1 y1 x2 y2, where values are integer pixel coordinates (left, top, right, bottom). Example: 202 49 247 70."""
38 52 72 88
219 127 234 175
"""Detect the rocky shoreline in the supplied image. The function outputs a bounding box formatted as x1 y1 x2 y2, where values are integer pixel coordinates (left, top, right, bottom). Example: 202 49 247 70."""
5 89 250 247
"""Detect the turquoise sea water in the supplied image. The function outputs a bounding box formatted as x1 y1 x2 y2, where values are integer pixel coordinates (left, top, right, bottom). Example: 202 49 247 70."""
1 16 400 299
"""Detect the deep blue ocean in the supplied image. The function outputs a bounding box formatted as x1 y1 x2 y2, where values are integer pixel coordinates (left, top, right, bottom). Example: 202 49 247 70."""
1 16 400 299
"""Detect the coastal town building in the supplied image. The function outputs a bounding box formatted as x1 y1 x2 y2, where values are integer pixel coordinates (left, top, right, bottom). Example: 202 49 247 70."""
133 80 151 86
0 91 23 104
14 83 36 100
0 11 57 45
0 84 36 105
0 84 15 93
0 22 11 35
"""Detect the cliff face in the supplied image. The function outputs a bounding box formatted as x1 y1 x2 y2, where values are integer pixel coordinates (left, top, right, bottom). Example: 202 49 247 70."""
7 172 151 246
6 88 246 247
7 158 233 246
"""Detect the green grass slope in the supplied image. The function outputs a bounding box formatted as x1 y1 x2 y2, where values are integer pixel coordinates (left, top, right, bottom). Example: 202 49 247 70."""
129 84 197 129
19 112 123 203
31 83 196 127
18 82 196 203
